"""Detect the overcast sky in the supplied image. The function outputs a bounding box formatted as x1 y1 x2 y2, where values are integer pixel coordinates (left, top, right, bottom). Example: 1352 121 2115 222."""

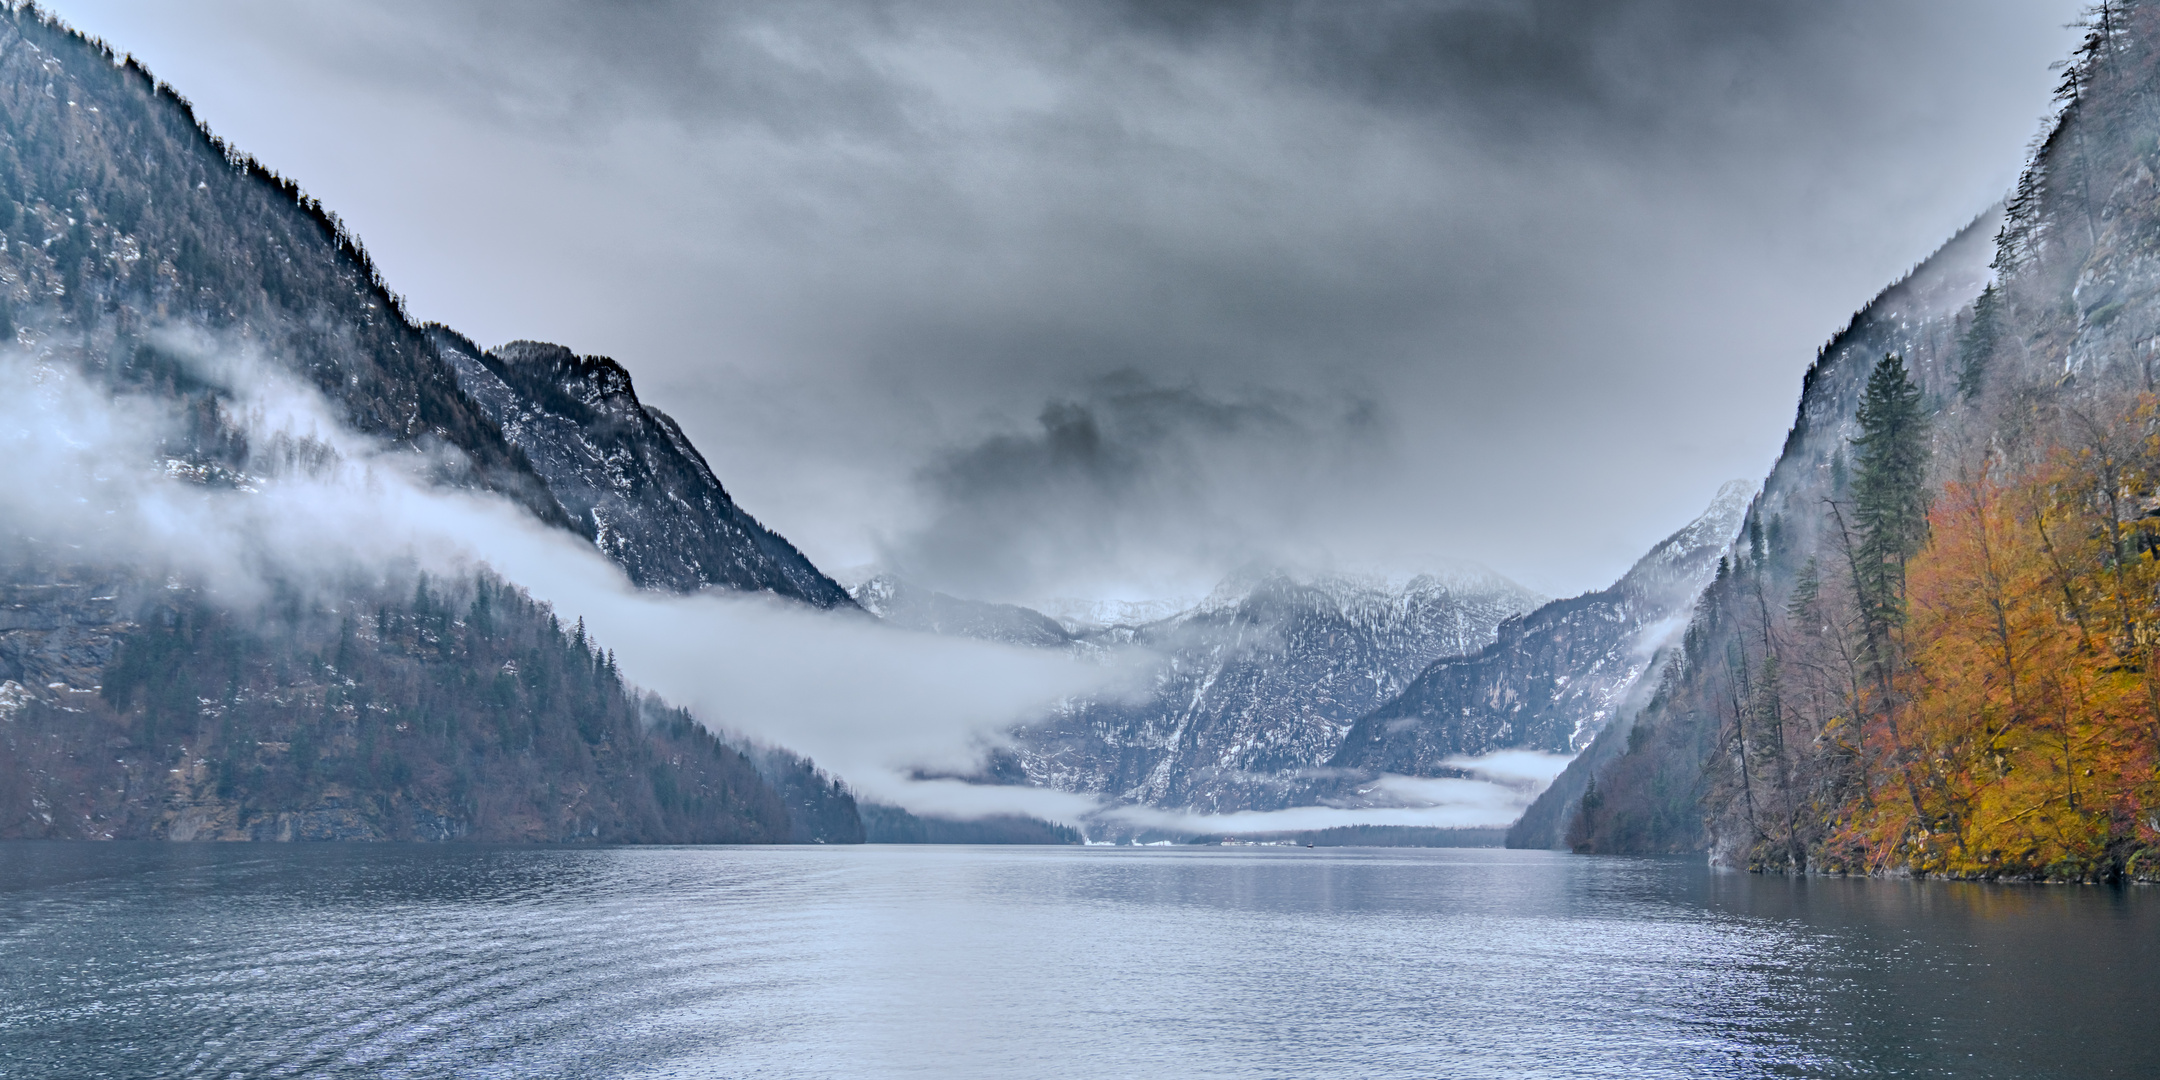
56 0 2084 604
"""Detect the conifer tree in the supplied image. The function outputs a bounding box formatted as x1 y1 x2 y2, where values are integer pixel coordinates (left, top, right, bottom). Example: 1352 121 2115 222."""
1842 352 1934 829
1956 285 1999 401
1851 353 1931 632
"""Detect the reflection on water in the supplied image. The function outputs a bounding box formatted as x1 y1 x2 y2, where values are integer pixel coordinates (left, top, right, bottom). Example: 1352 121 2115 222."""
0 844 2151 1078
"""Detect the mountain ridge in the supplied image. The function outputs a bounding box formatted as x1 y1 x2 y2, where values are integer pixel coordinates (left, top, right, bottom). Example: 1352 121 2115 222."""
430 327 853 605
1001 564 1546 812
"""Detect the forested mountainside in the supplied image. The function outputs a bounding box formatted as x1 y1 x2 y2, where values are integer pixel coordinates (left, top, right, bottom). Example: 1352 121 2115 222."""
1328 484 1747 784
0 13 564 529
0 6 864 841
430 329 850 604
1510 210 2000 853
0 561 857 842
1562 2 2160 881
1005 568 1544 812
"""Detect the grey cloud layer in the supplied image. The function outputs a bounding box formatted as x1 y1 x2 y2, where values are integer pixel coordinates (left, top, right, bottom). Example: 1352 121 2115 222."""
57 0 2084 599
892 373 1388 601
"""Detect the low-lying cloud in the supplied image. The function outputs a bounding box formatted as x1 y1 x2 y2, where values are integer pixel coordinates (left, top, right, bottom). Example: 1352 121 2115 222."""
2 331 1570 832
0 331 1128 814
1100 751 1576 835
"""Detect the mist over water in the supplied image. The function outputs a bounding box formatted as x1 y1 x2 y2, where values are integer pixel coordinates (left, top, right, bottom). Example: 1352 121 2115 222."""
3 844 2152 1079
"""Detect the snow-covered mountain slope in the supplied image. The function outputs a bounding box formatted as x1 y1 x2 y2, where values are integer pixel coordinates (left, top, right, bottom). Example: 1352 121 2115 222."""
1327 480 1749 776
1006 567 1544 811
1035 595 1198 633
430 330 852 607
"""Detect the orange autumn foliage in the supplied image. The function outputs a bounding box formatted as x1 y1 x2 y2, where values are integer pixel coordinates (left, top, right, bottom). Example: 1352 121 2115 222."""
1829 435 2160 878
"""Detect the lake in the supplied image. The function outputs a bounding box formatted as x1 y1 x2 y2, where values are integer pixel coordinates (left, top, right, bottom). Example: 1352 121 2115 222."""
0 844 2152 1078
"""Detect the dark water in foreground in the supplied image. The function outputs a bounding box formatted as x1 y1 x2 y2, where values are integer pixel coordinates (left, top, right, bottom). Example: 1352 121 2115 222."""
0 845 2153 1079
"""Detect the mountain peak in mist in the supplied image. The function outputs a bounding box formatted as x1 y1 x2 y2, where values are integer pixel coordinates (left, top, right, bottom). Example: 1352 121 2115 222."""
1004 564 1546 813
849 573 1074 648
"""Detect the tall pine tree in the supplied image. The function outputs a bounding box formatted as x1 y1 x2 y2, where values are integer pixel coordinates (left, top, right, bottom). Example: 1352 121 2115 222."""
1852 352 1932 633
1843 352 1934 828
1956 285 2000 401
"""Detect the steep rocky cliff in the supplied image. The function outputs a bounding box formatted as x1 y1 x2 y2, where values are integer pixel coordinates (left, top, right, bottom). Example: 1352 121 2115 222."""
1543 9 2160 868
1570 4 2160 878
431 329 851 605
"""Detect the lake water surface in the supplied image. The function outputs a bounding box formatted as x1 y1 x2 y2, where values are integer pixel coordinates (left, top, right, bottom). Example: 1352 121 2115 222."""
0 844 2152 1079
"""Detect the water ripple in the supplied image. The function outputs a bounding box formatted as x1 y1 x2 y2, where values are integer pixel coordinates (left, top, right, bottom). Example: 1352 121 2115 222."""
0 845 2153 1079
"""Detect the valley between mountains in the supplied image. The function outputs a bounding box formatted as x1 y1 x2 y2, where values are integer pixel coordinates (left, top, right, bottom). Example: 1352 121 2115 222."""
6 2 2160 880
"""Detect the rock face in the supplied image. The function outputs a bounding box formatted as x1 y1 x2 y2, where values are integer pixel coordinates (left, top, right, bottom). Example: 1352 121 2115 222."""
1006 567 1544 811
0 571 139 694
1329 481 1750 777
432 330 851 605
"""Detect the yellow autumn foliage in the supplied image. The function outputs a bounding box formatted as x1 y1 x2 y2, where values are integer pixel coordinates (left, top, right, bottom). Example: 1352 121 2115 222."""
1829 407 2160 878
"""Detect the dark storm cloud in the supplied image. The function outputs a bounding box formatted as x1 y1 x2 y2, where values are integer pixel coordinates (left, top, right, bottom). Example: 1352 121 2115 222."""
892 373 1386 601
56 0 2086 600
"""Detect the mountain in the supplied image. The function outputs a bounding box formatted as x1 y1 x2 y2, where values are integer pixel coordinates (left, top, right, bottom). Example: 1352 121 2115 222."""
1564 1 2160 880
0 9 845 609
0 17 568 533
1005 567 1545 812
1510 210 2000 853
430 329 851 605
867 486 1745 825
849 573 1075 648
1328 481 1749 778
0 7 858 841
0 561 859 841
